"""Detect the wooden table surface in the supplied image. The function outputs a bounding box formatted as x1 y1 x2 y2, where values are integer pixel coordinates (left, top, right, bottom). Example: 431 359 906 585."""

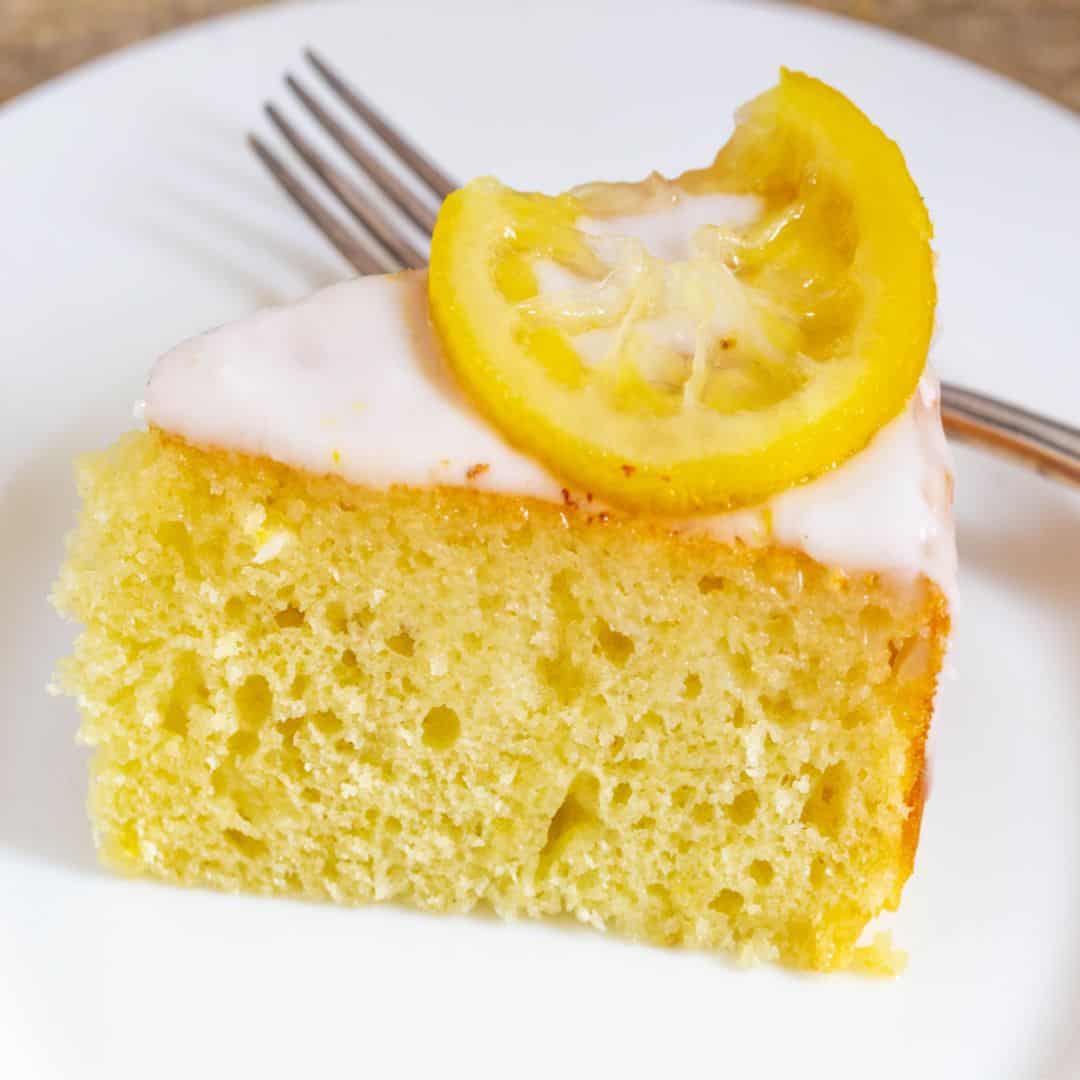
2 0 1078 111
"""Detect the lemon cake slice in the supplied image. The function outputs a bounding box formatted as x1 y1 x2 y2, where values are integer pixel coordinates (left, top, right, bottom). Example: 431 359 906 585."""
53 73 954 971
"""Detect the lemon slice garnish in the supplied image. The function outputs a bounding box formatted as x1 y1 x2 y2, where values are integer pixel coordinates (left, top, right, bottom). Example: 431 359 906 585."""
428 71 935 513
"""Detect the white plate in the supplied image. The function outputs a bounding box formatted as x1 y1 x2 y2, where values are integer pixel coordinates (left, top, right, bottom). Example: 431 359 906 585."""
2 2 1079 1076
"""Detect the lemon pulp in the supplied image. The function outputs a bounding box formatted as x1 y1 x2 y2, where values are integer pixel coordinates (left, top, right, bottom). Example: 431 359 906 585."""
429 71 935 513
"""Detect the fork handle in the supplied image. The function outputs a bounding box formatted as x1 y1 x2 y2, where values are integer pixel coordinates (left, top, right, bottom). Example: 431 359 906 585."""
941 381 1080 487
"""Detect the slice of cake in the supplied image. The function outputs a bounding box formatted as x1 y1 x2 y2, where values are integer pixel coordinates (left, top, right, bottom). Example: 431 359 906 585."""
52 72 954 971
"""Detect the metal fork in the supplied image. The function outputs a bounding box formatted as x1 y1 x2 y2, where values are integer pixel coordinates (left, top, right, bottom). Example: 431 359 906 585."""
250 50 1080 489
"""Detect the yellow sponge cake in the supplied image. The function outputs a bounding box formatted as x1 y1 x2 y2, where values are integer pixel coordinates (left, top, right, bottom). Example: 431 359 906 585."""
52 73 953 971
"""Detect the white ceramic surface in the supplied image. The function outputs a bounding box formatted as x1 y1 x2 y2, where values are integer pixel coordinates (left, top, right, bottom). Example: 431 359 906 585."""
1 2 1078 1077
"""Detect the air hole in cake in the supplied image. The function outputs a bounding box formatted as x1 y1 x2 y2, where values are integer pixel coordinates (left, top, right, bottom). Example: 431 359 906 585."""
387 631 415 657
356 743 385 772
300 787 320 803
763 690 796 726
842 707 869 729
750 859 775 886
228 730 259 757
339 651 366 686
113 824 140 862
224 596 247 625
385 816 403 836
289 674 309 698
398 548 435 571
325 601 348 633
730 649 753 679
549 570 584 622
156 520 196 574
691 802 715 826
538 774 600 876
422 705 460 750
672 785 694 809
223 828 267 860
634 815 656 831
647 883 671 905
612 782 632 807
310 711 342 737
682 672 703 700
275 605 305 628
234 674 272 731
767 611 796 640
162 651 209 736
859 604 891 638
593 618 634 666
698 574 725 594
322 854 339 883
278 715 302 749
810 856 828 889
478 592 502 615
537 652 586 704
710 888 744 916
577 869 600 893
639 709 665 735
727 789 759 826
730 703 747 729
801 763 852 837
462 632 482 655
584 694 612 728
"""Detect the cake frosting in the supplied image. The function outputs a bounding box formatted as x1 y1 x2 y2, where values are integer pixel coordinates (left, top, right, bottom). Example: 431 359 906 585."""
145 269 955 600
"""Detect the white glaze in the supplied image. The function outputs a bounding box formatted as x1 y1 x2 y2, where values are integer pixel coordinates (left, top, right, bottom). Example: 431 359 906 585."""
704 375 956 600
145 269 955 599
579 192 761 261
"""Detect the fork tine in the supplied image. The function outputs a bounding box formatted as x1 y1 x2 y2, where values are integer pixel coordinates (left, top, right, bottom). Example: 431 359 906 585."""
286 74 440 236
248 134 389 276
265 103 427 270
306 48 458 201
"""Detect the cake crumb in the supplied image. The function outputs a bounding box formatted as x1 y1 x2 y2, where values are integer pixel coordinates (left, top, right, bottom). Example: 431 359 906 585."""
561 488 579 509
621 464 636 476
851 931 907 977
466 463 489 481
